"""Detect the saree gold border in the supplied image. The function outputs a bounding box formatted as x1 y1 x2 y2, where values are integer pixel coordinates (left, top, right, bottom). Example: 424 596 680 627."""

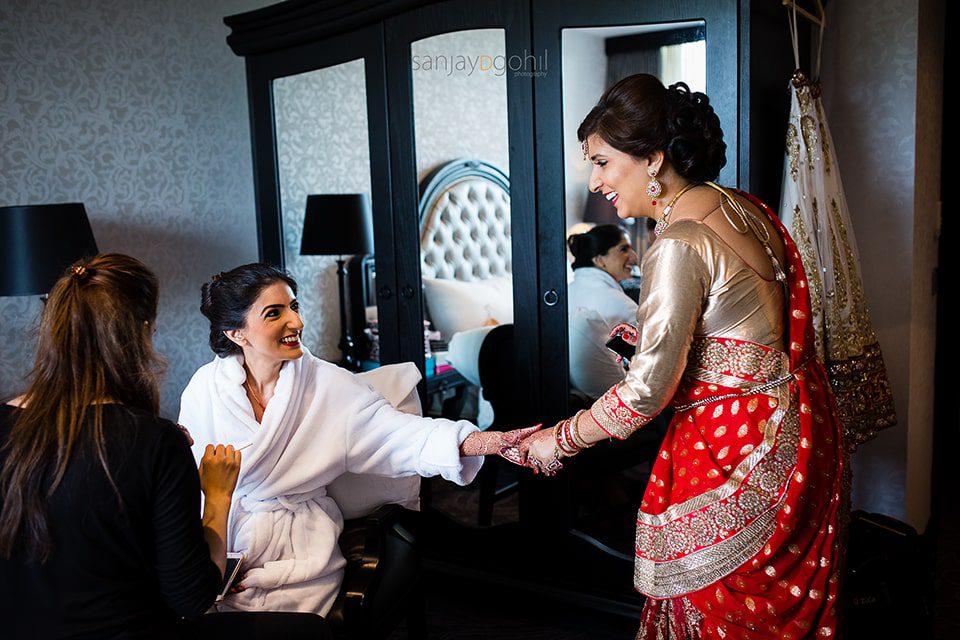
635 487 788 598
683 368 781 397
637 381 792 528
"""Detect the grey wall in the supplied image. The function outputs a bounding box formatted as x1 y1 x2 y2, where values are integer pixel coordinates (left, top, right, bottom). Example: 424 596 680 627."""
820 0 942 529
0 0 268 418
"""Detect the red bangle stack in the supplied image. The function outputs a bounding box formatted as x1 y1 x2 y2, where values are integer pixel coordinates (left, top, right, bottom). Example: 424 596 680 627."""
554 409 591 458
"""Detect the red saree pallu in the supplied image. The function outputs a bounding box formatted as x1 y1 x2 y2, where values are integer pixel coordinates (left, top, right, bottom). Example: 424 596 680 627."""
628 194 847 639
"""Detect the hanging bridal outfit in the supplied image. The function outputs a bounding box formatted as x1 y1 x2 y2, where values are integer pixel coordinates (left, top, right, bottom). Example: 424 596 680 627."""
777 5 896 450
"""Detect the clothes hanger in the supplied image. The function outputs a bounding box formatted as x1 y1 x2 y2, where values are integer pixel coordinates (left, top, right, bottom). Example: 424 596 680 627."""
780 0 825 28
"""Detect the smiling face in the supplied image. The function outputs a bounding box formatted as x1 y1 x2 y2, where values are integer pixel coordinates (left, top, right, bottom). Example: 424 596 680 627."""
593 233 639 282
230 281 304 366
586 134 659 219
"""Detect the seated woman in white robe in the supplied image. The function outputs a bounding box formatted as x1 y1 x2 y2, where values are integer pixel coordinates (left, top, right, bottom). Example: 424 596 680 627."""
178 264 532 617
566 224 639 398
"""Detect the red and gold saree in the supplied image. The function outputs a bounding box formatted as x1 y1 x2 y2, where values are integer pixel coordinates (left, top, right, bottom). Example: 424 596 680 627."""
587 191 846 639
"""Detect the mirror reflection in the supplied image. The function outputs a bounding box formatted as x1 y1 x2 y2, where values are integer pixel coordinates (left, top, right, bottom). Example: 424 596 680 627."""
411 29 515 525
560 22 706 553
562 21 706 400
272 60 376 367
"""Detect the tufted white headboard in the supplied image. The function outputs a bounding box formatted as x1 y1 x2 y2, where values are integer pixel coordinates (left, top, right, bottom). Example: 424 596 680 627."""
419 159 511 282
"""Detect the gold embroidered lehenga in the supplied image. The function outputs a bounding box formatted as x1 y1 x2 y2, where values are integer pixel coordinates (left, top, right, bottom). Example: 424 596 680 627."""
586 192 845 639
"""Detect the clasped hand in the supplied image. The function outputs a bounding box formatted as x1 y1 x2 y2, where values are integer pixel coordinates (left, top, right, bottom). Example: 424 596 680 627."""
477 422 567 477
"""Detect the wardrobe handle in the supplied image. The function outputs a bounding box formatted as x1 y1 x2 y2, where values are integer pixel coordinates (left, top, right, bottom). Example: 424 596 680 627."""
542 289 559 307
401 285 415 299
379 286 392 300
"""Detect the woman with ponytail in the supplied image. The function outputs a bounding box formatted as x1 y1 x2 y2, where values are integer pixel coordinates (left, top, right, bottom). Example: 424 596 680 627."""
518 74 846 639
566 224 639 398
0 254 327 638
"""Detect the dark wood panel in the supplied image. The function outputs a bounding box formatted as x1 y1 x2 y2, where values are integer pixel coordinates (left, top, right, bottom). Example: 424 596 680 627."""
225 0 436 56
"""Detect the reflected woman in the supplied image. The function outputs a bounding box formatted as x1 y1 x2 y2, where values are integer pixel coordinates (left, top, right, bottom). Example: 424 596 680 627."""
567 224 638 398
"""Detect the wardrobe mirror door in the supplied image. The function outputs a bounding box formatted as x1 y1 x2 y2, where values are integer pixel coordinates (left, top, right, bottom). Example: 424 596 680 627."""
560 21 705 392
410 29 513 425
272 59 376 366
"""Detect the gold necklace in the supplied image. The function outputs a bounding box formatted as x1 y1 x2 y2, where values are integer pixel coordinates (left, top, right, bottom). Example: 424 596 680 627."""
244 379 266 412
654 182 700 237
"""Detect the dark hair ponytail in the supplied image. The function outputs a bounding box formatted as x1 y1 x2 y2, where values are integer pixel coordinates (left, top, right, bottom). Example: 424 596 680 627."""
567 224 626 269
577 74 726 182
200 263 298 357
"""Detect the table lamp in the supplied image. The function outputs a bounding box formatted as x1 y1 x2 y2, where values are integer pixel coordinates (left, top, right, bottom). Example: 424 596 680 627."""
0 203 99 297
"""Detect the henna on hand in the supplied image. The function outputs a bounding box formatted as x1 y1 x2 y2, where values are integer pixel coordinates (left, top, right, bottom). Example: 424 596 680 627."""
459 426 542 461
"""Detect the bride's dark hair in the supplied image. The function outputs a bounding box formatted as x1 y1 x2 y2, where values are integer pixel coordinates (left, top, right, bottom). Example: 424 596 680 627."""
201 263 298 357
577 74 727 182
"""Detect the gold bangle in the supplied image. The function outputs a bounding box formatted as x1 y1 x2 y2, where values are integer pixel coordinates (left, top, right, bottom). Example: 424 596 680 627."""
570 410 593 449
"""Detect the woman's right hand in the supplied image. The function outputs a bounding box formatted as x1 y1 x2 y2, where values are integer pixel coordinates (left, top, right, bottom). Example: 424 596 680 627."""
199 444 242 501
608 322 639 346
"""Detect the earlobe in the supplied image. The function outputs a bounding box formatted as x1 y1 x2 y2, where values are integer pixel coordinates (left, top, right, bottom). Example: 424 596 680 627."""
646 150 664 174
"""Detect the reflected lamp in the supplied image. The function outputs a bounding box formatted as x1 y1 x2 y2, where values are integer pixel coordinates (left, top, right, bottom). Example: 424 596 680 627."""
300 194 374 370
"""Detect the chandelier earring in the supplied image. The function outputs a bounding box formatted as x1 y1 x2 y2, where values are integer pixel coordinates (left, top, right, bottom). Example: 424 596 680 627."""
645 166 662 204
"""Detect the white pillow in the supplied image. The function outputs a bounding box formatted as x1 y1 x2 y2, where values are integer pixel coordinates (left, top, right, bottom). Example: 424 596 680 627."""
446 325 497 386
422 276 514 339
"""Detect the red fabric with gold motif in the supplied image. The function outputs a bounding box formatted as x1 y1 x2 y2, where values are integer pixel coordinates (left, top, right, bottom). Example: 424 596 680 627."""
634 193 847 640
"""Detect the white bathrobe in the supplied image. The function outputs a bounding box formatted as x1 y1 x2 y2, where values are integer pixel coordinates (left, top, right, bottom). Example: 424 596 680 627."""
178 348 482 615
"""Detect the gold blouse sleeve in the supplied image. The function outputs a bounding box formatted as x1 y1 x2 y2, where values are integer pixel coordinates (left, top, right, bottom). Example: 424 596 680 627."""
588 237 710 438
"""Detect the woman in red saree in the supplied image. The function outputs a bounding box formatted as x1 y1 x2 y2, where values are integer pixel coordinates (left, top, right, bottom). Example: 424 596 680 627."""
519 74 846 639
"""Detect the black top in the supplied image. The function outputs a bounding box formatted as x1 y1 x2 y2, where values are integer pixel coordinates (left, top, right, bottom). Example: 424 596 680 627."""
0 404 221 639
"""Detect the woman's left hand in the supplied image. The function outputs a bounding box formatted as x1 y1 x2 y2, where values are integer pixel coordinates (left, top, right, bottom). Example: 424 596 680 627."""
459 426 542 462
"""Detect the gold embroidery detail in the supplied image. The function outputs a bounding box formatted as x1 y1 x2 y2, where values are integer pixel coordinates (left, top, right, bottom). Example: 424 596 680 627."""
715 425 727 438
590 386 652 439
786 123 800 182
800 114 819 171
633 385 800 598
737 424 749 438
819 121 832 174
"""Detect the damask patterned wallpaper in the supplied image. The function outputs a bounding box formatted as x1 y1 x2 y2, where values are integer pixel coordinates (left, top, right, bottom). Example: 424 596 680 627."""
0 0 269 418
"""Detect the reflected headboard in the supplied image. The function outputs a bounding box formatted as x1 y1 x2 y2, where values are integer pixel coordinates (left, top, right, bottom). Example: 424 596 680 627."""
418 159 511 282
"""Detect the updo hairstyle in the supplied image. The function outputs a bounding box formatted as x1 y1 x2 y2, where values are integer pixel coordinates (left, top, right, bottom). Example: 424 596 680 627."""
201 263 298 357
568 224 627 270
577 74 726 182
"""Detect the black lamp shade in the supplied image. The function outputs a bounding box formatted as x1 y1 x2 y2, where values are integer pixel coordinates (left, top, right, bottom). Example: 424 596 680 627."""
0 203 99 296
300 194 374 256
